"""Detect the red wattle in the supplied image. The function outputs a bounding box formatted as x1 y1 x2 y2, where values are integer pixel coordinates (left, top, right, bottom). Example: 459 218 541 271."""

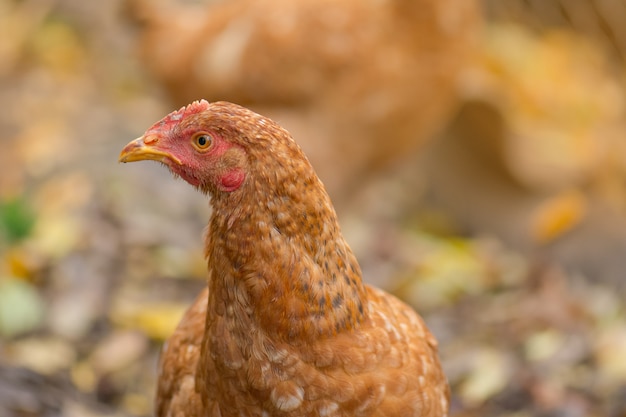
220 169 245 192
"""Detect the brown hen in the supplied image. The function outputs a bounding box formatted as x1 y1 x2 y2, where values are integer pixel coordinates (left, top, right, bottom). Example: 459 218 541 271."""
119 101 449 417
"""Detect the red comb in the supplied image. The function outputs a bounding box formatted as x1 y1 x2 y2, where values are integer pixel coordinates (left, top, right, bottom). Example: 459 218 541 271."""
146 99 210 134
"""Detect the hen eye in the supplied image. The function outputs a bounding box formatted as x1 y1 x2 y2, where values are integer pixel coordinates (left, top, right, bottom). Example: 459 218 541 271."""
192 133 213 151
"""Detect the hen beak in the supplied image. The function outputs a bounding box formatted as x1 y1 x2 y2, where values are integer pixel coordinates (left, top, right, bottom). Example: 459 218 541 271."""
118 136 182 165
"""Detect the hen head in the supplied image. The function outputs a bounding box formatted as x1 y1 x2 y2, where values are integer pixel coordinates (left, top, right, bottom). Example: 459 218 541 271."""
119 100 305 197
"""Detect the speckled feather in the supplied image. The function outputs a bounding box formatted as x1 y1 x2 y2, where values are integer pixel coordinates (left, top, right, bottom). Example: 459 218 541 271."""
136 101 449 417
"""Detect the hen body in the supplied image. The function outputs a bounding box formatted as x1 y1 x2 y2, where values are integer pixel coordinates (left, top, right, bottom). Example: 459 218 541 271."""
120 101 448 417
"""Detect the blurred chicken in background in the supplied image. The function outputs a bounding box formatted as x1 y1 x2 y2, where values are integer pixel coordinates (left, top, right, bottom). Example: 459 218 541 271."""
423 1 626 288
127 0 482 204
484 0 626 61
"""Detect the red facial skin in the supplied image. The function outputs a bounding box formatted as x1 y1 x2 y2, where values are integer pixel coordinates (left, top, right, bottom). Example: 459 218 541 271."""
139 100 247 194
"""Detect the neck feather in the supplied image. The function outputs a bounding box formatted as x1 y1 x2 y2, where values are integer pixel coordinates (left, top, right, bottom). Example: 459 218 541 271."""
205 154 366 343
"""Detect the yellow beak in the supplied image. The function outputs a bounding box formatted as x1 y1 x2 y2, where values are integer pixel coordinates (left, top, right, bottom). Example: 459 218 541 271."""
118 136 182 165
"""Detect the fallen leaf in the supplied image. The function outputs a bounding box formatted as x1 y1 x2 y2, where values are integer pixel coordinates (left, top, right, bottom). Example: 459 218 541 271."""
122 392 151 416
0 197 35 244
71 361 97 393
594 323 626 383
89 330 149 375
458 348 511 406
5 336 76 375
111 302 188 341
524 329 565 362
395 235 494 310
530 189 587 243
0 276 44 337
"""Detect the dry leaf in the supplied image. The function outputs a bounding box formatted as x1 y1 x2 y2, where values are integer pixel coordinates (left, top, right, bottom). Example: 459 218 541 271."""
5 336 76 375
594 323 626 382
458 348 511 406
111 302 188 340
89 330 149 375
530 189 587 243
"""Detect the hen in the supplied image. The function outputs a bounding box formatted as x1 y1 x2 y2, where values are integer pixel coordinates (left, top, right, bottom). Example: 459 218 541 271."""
128 0 481 201
119 101 449 417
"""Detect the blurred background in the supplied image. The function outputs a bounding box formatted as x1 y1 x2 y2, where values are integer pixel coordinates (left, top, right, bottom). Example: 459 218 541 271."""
1 0 625 416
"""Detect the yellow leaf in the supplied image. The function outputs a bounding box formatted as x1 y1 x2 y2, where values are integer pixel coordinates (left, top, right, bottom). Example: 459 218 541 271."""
5 336 76 375
459 348 510 406
71 361 97 392
4 245 44 281
524 329 564 362
594 324 626 382
530 189 587 243
111 302 188 341
122 393 152 416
